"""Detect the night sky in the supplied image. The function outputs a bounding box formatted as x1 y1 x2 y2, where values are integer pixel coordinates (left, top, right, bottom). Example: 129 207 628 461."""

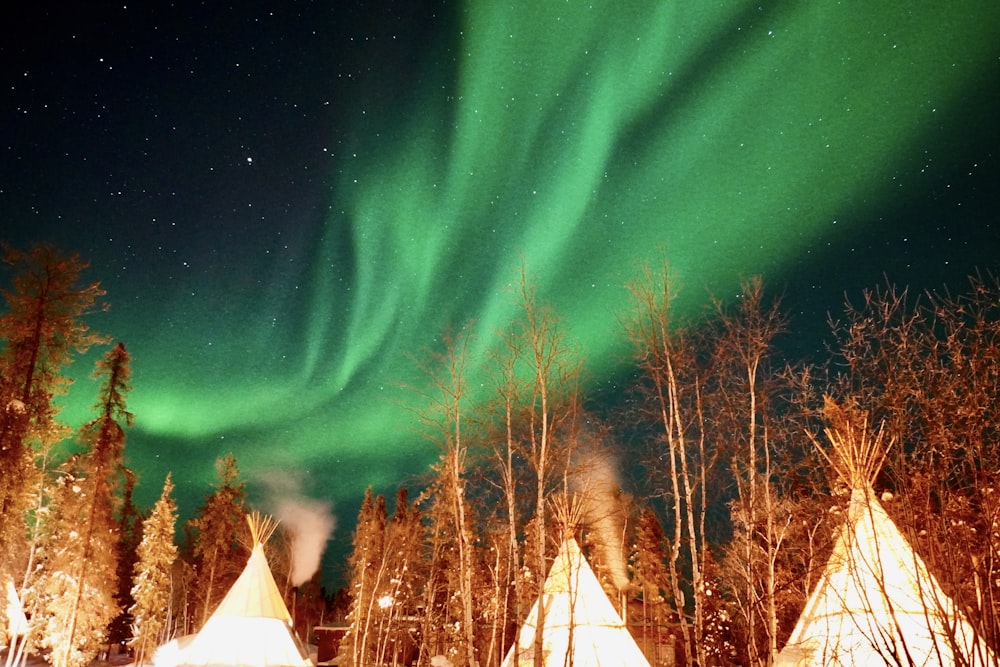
3 1 998 582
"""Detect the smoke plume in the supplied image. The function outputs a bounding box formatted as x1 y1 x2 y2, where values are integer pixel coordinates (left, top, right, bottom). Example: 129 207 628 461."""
261 471 336 586
573 439 629 592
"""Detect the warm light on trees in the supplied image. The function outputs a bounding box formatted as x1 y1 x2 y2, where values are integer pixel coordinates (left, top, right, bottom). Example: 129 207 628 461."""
2 241 998 666
0 243 107 588
505 263 583 667
415 330 483 666
129 473 179 666
629 506 673 657
33 342 132 667
626 257 712 664
339 487 384 666
825 273 1000 653
187 453 247 630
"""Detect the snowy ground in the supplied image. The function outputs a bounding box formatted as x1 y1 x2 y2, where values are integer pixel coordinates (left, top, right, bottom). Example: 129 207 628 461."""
0 650 135 667
0 652 44 667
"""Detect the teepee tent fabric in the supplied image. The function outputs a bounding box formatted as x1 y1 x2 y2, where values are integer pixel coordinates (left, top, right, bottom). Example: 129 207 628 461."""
776 489 997 666
776 399 997 667
5 577 28 641
165 515 312 667
501 537 650 667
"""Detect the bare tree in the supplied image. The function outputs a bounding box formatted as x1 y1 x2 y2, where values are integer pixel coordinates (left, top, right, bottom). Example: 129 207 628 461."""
826 273 1000 655
414 330 481 666
484 309 529 664
501 263 583 667
625 257 717 666
694 276 823 666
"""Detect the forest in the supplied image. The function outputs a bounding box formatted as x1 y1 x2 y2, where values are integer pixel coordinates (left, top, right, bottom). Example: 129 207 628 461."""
1 242 998 666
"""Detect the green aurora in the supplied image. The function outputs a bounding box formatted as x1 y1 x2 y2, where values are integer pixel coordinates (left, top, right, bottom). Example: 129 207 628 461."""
7 1 998 571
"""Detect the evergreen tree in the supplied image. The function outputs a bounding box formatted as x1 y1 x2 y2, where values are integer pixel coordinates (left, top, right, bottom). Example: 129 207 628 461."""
36 342 132 667
188 453 246 627
630 507 672 654
338 487 386 667
32 467 119 667
372 489 423 667
701 546 735 665
110 468 143 647
0 244 106 581
129 474 179 666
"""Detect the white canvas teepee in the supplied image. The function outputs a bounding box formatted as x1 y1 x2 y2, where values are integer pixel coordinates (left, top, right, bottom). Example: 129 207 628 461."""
5 576 28 646
161 513 312 667
4 578 30 667
776 400 998 667
501 537 650 667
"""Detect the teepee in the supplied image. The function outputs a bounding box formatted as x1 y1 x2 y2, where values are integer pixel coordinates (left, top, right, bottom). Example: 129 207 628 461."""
5 577 27 642
501 536 650 667
4 576 28 656
164 513 312 667
775 399 997 667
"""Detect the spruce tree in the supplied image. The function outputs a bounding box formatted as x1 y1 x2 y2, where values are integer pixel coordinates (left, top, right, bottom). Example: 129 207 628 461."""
110 468 143 647
630 507 672 648
36 342 132 667
0 244 106 581
129 474 179 666
188 453 246 626
372 489 422 666
339 487 386 667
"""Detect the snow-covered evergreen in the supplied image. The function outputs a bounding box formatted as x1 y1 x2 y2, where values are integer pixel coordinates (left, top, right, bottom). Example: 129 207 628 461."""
130 474 179 666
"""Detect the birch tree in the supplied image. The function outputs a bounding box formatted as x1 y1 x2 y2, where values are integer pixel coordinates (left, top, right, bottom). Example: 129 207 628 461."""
502 264 583 667
826 273 1000 651
484 313 528 662
626 258 715 666
416 330 482 666
709 277 789 665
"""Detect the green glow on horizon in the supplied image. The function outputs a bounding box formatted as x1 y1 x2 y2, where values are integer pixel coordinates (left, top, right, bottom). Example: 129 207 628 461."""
48 1 997 512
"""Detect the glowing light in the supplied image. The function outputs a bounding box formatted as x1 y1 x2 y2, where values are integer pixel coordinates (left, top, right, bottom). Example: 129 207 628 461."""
46 2 997 529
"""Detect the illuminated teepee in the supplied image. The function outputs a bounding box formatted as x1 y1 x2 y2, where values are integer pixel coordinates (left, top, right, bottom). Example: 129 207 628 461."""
501 536 651 667
161 513 312 667
5 576 28 645
775 399 998 667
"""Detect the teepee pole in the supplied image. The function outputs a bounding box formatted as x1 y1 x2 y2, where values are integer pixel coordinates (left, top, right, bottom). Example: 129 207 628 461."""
808 396 894 493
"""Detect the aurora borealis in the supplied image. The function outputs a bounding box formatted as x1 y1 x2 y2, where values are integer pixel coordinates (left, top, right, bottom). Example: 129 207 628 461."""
2 1 998 578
